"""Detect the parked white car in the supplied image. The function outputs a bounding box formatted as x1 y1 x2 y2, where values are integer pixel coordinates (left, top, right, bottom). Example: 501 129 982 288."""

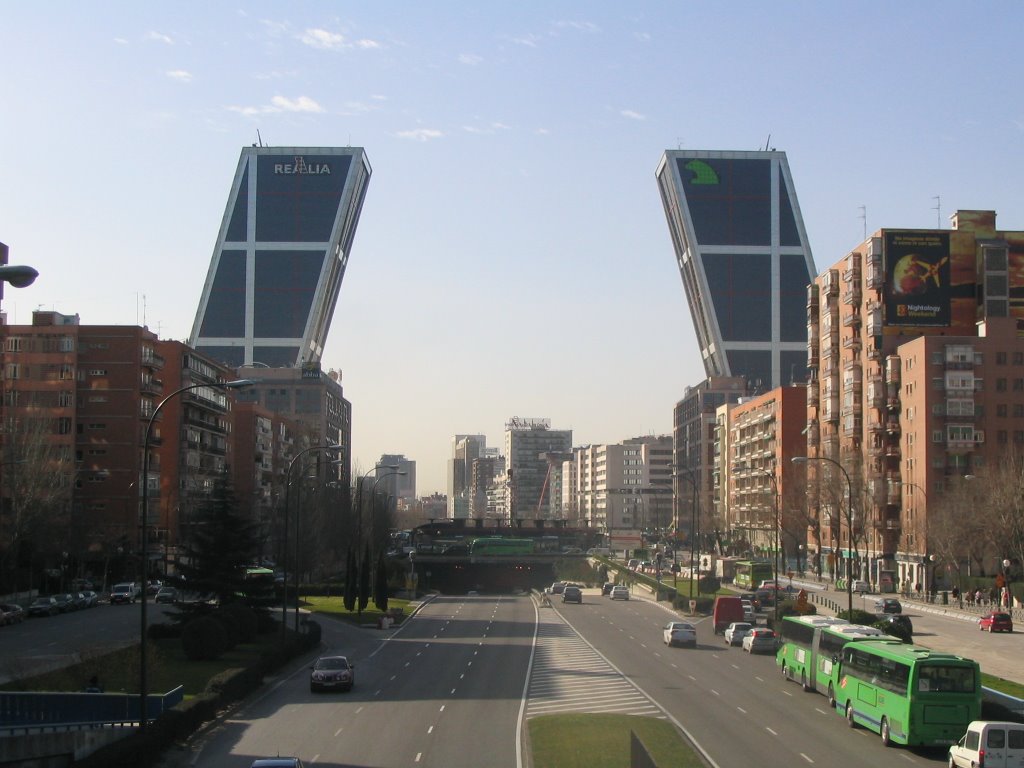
724 621 753 646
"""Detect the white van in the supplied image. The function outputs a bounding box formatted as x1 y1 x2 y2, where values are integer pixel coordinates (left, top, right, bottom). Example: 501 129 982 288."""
949 721 1024 767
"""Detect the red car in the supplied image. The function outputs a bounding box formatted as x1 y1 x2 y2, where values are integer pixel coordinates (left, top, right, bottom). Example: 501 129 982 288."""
978 611 1013 633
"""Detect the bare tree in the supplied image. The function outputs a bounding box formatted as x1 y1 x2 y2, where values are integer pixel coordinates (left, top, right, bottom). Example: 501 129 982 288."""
1 415 73 592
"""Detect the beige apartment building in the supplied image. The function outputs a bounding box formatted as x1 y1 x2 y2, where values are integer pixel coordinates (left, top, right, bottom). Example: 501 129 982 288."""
804 210 1024 590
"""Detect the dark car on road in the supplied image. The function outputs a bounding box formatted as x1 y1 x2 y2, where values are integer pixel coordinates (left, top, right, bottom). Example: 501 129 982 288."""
28 596 58 617
310 655 354 693
874 597 902 614
0 603 26 624
601 582 616 596
155 587 178 604
52 593 75 613
250 760 304 768
562 586 583 603
875 613 913 641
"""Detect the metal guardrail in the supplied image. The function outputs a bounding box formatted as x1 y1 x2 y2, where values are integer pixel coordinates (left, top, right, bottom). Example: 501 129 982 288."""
0 686 184 735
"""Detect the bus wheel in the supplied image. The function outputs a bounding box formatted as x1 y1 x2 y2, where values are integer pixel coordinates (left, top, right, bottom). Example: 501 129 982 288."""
880 717 892 747
801 673 811 692
781 662 789 680
845 703 856 728
827 683 836 709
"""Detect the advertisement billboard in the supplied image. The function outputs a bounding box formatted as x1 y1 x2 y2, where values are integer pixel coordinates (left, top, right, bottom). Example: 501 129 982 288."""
884 231 951 326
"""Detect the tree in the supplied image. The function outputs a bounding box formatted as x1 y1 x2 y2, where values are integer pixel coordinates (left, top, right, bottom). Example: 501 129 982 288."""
342 545 356 612
170 478 265 617
373 550 389 612
357 542 371 613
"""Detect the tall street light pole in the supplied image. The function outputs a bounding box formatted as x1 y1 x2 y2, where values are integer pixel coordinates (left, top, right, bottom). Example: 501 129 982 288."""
793 455 853 618
281 443 342 641
139 378 255 733
900 481 928 596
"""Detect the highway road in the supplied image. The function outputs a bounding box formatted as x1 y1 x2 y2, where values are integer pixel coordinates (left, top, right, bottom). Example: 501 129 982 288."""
550 588 954 767
184 595 536 768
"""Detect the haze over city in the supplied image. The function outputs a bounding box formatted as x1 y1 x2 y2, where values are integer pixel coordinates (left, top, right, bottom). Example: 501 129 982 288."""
2 3 1022 494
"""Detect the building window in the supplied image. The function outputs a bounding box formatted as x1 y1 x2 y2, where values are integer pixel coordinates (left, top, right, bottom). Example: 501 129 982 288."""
997 378 1008 392
57 417 72 435
1015 352 1024 365
998 404 1008 417
59 391 73 407
998 430 1009 444
88 369 107 376
5 364 19 380
1016 379 1024 392
932 430 943 443
1016 431 1024 444
997 351 1008 365
6 337 22 352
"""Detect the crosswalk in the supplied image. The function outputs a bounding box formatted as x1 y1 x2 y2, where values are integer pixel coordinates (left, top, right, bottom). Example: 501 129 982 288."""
525 610 664 719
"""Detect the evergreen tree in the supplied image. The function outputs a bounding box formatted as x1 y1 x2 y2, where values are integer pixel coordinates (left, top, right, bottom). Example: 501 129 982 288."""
343 545 356 612
357 542 371 613
169 478 266 619
373 550 389 612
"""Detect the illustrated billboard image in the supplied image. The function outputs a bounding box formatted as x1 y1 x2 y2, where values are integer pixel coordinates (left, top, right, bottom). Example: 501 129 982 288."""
884 231 951 326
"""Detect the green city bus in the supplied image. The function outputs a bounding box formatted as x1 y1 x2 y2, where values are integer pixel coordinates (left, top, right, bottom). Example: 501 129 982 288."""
834 640 981 747
733 559 773 590
468 537 535 556
777 615 894 695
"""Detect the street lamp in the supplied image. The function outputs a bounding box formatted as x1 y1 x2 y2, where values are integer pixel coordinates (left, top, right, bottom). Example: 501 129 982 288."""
793 455 854 618
281 443 343 640
139 378 256 733
292 457 345 633
0 264 39 289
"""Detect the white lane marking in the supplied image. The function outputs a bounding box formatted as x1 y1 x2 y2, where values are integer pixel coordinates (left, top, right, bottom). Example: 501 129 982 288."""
312 755 320 763
800 753 814 763
815 708 829 715
736 707 747 715
439 705 445 712
427 726 433 734
404 662 410 667
356 706 364 714
415 753 422 762
671 663 678 669
688 675 696 681
467 661 473 667
731 664 740 670
898 754 917 763
766 727 778 736
334 727 343 736
711 689 720 696
460 673 465 679
451 688 456 694
390 675 397 681
782 690 792 696
755 676 764 682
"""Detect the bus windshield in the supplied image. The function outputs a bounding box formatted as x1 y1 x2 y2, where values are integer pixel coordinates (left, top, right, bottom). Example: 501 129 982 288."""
916 663 977 694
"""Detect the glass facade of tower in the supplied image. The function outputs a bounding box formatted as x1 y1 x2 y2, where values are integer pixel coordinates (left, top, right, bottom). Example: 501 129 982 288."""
191 147 371 368
656 150 815 390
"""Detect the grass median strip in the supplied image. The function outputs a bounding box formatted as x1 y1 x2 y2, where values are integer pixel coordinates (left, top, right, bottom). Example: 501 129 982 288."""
529 713 704 768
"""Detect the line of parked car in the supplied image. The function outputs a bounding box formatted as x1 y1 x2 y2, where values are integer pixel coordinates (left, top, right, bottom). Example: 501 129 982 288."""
27 589 100 617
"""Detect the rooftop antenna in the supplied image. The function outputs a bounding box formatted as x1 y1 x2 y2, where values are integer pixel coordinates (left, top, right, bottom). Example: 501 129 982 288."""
676 137 684 149
932 195 941 228
763 134 771 151
256 129 264 147
859 205 867 241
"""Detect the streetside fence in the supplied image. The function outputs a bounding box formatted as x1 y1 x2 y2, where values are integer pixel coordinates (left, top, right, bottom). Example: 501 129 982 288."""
0 686 184 735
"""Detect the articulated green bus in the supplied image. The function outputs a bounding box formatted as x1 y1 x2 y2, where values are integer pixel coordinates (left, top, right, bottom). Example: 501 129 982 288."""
834 640 981 747
468 537 535 556
733 559 773 590
777 616 893 694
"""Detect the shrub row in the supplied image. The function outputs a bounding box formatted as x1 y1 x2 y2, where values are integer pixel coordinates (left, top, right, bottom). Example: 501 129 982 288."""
76 621 323 768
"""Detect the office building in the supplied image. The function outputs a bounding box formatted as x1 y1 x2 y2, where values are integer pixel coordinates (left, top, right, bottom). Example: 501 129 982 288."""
375 454 416 501
656 149 816 390
504 418 572 522
448 434 486 519
191 146 371 368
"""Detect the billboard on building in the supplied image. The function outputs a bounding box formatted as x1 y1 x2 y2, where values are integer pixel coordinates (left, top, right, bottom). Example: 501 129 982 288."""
884 231 951 326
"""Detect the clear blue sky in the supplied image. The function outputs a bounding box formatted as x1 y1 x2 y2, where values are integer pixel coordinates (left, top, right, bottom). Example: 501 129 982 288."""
2 3 1022 495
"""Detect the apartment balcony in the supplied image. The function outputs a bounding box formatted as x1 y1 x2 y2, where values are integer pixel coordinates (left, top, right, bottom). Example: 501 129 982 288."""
140 378 162 396
885 444 901 458
867 418 884 433
886 419 901 435
866 264 884 290
842 311 862 328
807 387 819 406
822 270 839 297
843 284 862 305
866 343 882 361
886 397 901 412
141 352 165 370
